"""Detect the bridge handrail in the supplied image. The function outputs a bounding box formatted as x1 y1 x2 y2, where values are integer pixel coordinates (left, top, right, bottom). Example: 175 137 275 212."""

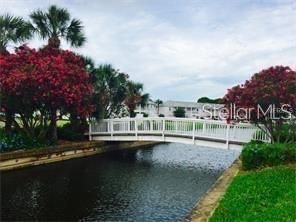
89 117 271 144
94 117 258 126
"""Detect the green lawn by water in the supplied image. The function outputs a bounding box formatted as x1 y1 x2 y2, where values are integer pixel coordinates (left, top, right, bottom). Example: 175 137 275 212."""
0 119 69 128
210 165 296 222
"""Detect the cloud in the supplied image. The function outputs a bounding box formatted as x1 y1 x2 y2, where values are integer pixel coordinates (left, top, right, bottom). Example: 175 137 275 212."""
1 0 295 101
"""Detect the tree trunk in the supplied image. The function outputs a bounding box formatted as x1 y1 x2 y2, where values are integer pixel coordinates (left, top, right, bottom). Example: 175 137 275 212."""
48 37 61 48
49 109 58 143
5 110 13 135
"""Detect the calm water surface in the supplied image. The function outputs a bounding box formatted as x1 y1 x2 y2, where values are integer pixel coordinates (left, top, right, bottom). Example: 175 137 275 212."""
1 143 239 221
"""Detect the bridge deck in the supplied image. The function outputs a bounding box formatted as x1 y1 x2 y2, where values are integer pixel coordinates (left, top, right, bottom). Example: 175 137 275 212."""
89 117 270 150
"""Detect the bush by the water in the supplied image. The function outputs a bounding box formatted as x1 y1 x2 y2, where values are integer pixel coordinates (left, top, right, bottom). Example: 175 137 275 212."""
278 124 296 143
57 123 86 141
0 129 50 152
241 141 296 170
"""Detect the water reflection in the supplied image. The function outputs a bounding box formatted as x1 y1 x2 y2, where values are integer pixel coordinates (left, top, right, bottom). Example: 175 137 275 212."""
1 143 239 221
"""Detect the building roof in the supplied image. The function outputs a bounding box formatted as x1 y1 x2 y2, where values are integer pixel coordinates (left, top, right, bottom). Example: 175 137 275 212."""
163 100 196 108
162 100 223 109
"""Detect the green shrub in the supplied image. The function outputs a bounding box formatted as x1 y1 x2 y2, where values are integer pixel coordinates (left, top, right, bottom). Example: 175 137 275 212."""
278 124 296 143
241 142 296 170
57 123 85 141
0 129 50 152
173 107 185 118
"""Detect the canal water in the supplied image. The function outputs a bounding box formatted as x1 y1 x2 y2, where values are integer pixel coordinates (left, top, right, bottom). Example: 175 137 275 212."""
1 143 239 221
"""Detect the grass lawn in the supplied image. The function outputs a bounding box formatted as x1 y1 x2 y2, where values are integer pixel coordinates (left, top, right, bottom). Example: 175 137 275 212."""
0 119 69 129
210 165 296 222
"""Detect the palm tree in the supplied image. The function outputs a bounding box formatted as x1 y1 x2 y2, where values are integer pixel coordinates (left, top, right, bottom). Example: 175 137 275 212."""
0 14 33 54
30 5 85 48
155 99 163 115
92 64 129 119
0 14 33 134
30 5 86 141
125 81 149 117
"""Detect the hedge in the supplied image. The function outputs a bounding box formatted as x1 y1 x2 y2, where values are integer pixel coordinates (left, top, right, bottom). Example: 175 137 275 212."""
241 141 296 170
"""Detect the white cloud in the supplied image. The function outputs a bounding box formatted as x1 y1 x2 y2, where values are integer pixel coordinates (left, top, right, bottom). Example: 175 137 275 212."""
1 0 295 101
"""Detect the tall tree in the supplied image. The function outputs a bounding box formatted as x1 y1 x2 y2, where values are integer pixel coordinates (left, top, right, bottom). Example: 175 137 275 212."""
92 64 129 119
0 45 93 141
69 54 96 130
155 99 163 115
30 5 86 140
0 14 33 134
125 82 149 117
223 66 296 143
30 5 85 49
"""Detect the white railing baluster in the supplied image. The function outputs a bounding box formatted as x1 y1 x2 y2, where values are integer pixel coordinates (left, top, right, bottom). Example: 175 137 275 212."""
89 119 92 141
110 119 113 138
135 119 138 139
192 121 195 143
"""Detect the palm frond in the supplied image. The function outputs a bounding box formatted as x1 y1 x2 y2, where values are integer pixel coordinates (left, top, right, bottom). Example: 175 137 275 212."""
0 14 33 51
30 5 85 48
30 10 51 39
66 18 86 47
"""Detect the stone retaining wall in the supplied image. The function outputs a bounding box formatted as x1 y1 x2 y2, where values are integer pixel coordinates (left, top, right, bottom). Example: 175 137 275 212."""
0 141 159 171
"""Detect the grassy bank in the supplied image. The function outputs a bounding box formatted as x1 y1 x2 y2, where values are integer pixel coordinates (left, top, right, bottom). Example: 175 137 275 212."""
210 165 296 222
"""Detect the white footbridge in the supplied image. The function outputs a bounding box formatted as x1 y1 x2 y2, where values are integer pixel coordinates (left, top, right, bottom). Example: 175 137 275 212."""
89 117 270 150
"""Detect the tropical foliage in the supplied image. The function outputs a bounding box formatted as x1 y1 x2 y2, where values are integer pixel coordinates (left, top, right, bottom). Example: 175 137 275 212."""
0 14 33 54
0 5 149 147
223 66 296 143
124 82 149 117
91 64 129 118
155 99 163 115
30 5 85 48
0 14 33 134
0 45 93 142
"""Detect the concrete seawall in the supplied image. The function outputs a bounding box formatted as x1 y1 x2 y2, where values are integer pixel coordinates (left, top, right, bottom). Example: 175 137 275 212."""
0 141 160 171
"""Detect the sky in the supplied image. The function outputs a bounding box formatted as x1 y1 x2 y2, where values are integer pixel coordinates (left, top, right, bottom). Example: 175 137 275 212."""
1 0 296 101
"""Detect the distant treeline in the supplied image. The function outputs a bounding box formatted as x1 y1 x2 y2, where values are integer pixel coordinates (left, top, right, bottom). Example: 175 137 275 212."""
197 97 222 104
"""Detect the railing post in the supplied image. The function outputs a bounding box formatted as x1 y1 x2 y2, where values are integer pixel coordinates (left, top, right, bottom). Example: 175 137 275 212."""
162 119 165 140
89 118 92 141
202 122 206 135
226 124 230 149
192 121 195 144
233 125 236 139
150 119 153 132
110 119 113 138
135 119 138 140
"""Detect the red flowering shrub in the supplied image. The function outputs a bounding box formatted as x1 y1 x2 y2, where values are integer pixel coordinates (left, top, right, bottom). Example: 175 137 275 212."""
223 66 296 143
0 45 93 140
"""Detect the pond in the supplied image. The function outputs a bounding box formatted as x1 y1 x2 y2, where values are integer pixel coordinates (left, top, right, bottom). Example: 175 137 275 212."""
1 143 239 221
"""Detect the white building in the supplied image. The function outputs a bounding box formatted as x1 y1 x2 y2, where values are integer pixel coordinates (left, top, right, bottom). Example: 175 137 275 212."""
135 100 224 119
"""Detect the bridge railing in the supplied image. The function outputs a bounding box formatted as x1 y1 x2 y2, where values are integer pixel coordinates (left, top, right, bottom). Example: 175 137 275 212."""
89 117 270 143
